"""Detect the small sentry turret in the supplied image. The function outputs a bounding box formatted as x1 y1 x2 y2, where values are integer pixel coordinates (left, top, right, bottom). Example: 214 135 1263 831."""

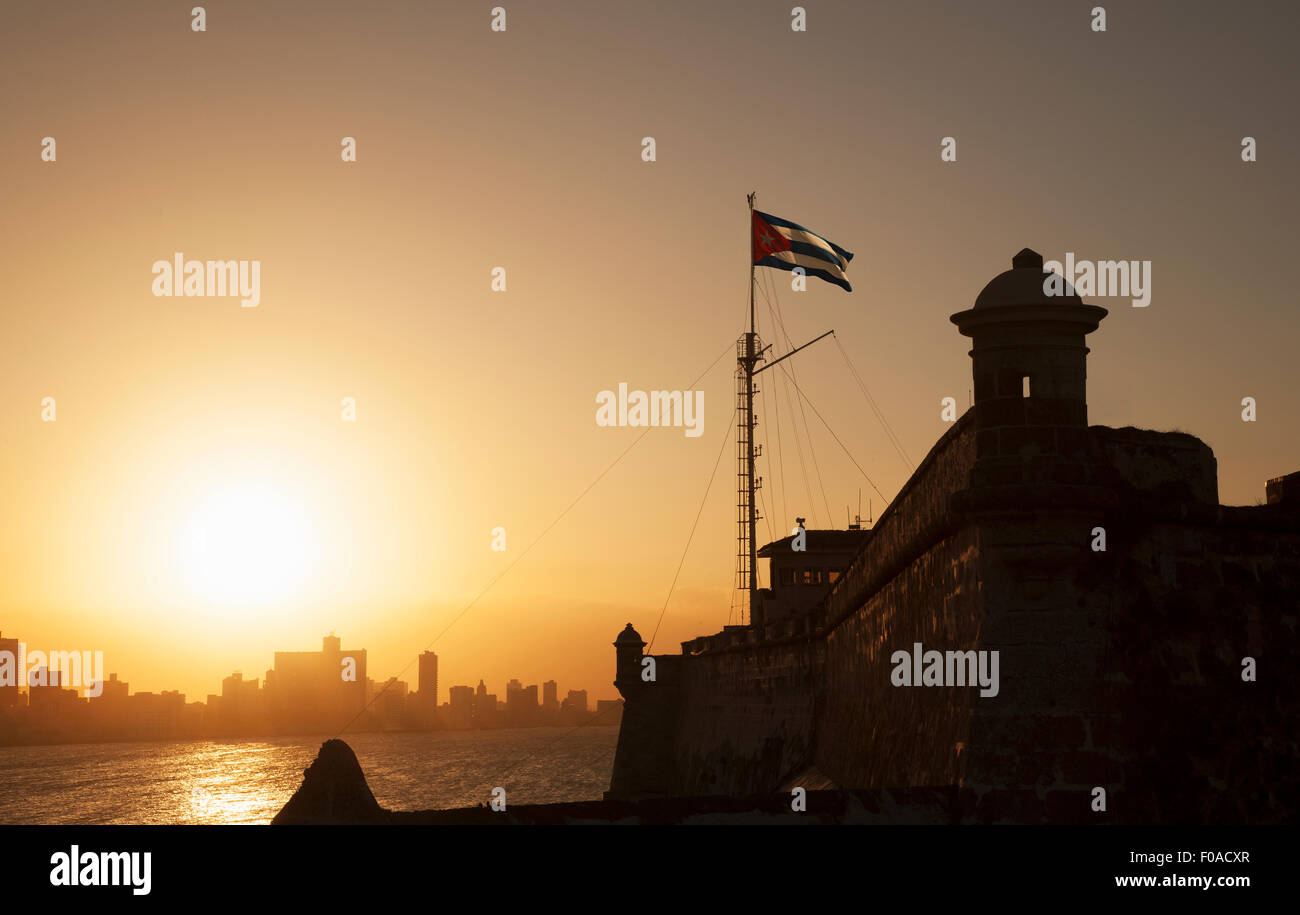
613 623 645 696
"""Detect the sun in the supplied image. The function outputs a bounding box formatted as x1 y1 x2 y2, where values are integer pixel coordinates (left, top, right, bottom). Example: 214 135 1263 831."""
173 482 318 608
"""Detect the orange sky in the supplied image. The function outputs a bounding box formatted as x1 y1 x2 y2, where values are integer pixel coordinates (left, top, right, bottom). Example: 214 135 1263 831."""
1 1 1296 703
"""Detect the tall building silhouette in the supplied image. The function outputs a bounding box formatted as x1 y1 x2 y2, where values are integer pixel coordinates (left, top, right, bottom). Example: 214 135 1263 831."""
418 651 438 706
267 633 367 733
0 631 19 708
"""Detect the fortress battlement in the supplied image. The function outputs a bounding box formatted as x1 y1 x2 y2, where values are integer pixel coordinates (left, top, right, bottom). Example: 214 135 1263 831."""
607 249 1300 824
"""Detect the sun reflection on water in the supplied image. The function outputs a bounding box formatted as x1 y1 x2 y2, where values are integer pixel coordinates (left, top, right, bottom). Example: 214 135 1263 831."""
0 728 618 824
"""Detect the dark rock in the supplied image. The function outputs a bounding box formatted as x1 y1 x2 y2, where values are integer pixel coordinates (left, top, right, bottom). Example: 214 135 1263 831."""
271 739 389 824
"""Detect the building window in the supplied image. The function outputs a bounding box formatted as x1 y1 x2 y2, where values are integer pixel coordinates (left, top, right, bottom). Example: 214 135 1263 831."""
780 568 796 587
827 570 840 584
1021 375 1031 398
801 569 822 586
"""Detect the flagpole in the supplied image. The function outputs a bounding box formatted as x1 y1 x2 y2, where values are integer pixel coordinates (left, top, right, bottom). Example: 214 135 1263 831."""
748 192 756 336
744 192 759 626
737 197 844 628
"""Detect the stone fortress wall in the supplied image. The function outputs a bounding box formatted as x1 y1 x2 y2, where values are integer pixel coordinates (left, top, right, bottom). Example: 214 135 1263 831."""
608 250 1300 823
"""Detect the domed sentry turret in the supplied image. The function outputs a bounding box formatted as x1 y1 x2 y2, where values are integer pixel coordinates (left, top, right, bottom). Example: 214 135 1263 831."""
613 623 645 695
951 249 1108 477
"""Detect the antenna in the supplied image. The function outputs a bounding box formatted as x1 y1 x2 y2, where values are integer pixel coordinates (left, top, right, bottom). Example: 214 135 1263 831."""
848 488 863 530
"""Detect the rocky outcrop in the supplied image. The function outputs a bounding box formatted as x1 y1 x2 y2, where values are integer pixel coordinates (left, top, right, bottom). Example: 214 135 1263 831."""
271 738 390 824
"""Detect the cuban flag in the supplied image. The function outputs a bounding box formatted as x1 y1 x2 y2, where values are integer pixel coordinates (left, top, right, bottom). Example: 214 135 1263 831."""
752 210 853 292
